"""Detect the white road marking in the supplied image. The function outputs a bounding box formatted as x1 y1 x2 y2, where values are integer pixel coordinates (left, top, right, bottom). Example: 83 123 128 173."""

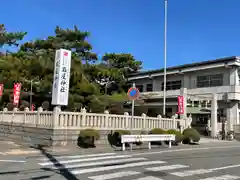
71 161 166 175
210 164 240 171
5 149 40 155
131 145 240 157
171 169 212 177
52 157 147 169
39 153 116 161
171 163 240 177
135 176 164 180
146 164 189 171
0 160 26 163
88 171 140 180
199 174 240 180
39 155 133 166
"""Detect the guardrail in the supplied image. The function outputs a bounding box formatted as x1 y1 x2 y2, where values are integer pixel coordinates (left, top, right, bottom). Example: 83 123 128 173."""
121 134 176 151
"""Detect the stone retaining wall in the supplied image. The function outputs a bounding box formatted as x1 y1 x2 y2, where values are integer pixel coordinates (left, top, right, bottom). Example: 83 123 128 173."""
0 122 144 147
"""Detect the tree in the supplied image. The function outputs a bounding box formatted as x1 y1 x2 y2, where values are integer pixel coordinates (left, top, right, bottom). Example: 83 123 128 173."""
0 25 143 113
15 26 102 111
99 53 142 94
0 24 27 47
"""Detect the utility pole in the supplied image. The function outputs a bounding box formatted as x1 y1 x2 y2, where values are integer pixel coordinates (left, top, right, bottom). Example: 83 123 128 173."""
30 80 33 110
163 0 168 117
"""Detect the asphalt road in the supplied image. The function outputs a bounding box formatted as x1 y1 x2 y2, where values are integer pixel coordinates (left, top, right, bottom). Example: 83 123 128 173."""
1 142 240 180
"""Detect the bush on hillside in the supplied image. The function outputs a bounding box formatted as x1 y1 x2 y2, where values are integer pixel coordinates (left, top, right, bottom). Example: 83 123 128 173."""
77 129 100 148
182 128 200 144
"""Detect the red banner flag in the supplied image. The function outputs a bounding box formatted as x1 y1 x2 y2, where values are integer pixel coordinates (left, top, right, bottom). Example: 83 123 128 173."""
13 83 21 105
177 96 184 114
0 84 3 96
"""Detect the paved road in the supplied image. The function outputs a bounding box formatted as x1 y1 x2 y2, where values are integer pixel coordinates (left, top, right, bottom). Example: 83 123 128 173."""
0 142 240 180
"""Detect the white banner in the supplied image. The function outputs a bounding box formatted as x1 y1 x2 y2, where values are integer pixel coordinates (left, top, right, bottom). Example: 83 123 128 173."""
51 49 71 106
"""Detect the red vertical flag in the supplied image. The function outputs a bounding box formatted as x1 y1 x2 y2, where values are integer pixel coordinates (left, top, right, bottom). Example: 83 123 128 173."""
0 84 3 96
177 96 184 114
13 83 21 105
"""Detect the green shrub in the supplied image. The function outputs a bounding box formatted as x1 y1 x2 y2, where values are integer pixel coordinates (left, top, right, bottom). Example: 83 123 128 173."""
107 130 131 147
182 128 200 144
77 129 100 148
149 128 167 146
167 129 184 143
164 129 183 146
149 128 166 134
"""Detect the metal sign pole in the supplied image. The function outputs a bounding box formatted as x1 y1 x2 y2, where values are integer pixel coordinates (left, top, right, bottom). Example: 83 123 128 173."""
131 83 136 117
131 83 136 136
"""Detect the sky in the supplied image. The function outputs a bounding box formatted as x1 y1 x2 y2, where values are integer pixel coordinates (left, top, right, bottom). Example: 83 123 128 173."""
1 0 240 70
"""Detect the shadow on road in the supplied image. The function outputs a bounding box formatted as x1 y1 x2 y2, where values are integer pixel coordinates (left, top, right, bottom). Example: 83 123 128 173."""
32 145 80 180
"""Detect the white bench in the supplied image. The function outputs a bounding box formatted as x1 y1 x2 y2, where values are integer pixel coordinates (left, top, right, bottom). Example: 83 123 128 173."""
121 134 176 151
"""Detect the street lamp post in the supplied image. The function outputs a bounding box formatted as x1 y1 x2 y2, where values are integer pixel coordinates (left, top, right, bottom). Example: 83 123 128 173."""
163 0 168 117
30 80 33 110
24 78 39 110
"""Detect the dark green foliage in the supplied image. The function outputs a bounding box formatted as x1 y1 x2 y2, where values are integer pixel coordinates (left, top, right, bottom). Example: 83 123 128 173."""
0 24 142 111
0 24 27 47
165 129 184 146
149 128 166 134
107 130 130 147
167 129 184 143
77 129 100 148
149 128 167 146
182 128 201 144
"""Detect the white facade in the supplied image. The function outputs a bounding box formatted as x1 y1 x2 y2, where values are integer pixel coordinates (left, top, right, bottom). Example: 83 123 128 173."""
128 56 240 136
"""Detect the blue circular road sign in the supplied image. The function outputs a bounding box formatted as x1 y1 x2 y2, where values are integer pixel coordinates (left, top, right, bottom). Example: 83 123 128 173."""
128 87 140 100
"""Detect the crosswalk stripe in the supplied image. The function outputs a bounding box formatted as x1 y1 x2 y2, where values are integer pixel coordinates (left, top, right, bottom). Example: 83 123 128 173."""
198 174 240 180
38 155 132 166
135 176 164 180
71 161 166 175
88 171 140 180
52 157 147 169
145 164 189 171
170 169 212 177
39 153 116 161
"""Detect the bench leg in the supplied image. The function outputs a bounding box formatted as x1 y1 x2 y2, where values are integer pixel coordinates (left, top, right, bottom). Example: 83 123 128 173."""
169 140 172 148
148 142 151 149
122 143 125 151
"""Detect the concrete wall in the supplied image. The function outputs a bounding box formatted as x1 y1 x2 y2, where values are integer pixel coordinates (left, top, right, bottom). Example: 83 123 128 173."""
0 122 145 147
0 122 53 146
0 108 192 147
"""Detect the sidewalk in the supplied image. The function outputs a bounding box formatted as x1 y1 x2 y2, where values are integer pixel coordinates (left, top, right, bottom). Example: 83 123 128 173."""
199 137 236 144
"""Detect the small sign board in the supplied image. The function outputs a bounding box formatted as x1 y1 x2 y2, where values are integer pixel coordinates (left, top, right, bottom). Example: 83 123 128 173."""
127 87 140 100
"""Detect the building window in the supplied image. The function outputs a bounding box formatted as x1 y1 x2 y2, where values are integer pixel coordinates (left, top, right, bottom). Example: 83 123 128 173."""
136 84 143 92
161 80 182 91
146 84 153 91
197 74 223 88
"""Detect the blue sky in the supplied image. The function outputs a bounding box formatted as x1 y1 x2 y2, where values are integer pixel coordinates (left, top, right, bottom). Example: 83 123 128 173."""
1 0 240 70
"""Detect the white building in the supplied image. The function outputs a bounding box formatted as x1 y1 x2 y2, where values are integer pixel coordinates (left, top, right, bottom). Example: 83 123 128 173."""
128 56 240 136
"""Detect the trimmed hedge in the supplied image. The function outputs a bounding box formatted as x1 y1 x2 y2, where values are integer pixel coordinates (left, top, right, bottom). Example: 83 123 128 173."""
107 130 131 147
149 128 166 134
164 129 183 146
149 128 166 145
182 128 200 144
167 129 183 143
77 129 100 148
